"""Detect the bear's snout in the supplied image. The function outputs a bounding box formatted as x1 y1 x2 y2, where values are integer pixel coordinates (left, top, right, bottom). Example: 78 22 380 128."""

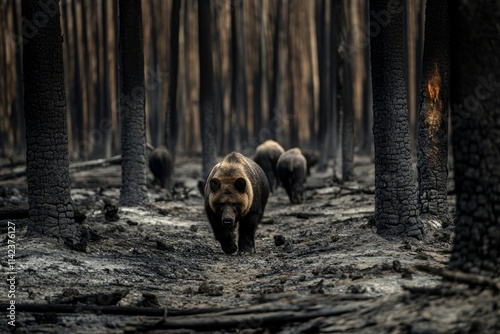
221 206 237 227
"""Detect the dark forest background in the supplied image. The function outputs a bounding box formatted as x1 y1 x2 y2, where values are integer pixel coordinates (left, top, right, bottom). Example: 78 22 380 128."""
0 0 427 163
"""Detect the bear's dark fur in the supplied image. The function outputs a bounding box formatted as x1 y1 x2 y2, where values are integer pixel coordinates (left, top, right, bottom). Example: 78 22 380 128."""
204 152 270 254
253 140 285 192
277 148 307 204
148 146 173 190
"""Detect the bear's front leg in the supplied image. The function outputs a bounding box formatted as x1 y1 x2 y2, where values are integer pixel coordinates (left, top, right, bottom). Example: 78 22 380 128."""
207 210 237 254
214 224 237 254
238 215 258 254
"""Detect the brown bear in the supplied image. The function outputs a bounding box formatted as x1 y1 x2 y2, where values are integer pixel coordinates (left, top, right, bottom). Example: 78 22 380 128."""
204 152 269 254
276 148 307 204
253 140 285 192
148 145 173 190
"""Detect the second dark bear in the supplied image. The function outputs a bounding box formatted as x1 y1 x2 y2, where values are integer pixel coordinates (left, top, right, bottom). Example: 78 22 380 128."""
253 140 285 192
148 145 173 190
277 148 307 204
204 152 269 255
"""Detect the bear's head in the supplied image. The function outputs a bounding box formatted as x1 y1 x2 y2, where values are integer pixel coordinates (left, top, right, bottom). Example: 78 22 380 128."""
208 162 253 228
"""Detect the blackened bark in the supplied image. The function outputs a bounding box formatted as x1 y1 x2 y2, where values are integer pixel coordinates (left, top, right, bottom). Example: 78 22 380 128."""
341 2 354 182
269 0 282 140
166 0 181 164
360 0 373 157
417 0 450 226
101 0 112 158
148 0 160 147
317 0 329 172
70 0 84 158
449 0 500 277
330 1 340 181
118 0 149 206
230 0 241 151
12 0 25 154
22 0 80 241
198 0 217 178
369 0 424 240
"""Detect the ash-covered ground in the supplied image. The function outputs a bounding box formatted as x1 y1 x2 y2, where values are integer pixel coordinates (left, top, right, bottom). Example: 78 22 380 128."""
0 155 498 333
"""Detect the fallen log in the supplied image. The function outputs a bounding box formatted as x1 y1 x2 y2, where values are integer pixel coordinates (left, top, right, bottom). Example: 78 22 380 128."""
0 303 228 317
69 155 122 171
415 265 500 291
0 205 29 220
129 305 360 332
0 155 122 181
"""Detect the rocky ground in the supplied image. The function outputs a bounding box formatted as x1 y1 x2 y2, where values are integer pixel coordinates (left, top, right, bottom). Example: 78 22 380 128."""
0 155 498 333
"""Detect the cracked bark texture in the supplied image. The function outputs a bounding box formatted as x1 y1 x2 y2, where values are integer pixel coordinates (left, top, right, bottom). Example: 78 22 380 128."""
417 0 451 227
369 0 424 240
449 0 500 278
22 0 79 239
118 0 149 207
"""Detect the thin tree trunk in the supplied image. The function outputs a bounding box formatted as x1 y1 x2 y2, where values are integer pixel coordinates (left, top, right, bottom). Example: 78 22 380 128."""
198 0 217 178
118 0 149 207
93 0 103 159
12 0 25 155
269 0 283 140
360 0 373 157
102 0 112 159
330 0 340 181
166 0 181 164
317 0 329 172
230 0 242 151
341 0 354 182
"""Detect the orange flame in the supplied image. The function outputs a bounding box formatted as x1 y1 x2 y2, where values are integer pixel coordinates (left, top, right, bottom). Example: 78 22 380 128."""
427 64 441 104
425 63 442 131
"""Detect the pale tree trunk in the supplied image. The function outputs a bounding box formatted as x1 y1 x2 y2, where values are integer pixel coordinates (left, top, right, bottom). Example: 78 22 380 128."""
118 0 149 207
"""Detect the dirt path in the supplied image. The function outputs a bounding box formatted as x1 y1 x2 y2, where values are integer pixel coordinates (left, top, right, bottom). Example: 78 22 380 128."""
1 156 498 333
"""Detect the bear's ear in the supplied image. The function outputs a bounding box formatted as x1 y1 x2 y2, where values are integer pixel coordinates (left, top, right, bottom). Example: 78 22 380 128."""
210 178 221 192
234 178 246 193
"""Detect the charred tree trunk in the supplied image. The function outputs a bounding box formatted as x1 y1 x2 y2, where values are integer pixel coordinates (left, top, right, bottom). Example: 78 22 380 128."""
198 0 217 178
230 0 242 151
416 0 450 227
22 0 82 244
360 0 373 157
317 0 329 172
269 0 283 141
118 0 149 206
101 0 112 159
449 0 500 277
330 1 340 181
341 1 354 182
369 0 424 240
70 0 84 159
166 0 181 164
